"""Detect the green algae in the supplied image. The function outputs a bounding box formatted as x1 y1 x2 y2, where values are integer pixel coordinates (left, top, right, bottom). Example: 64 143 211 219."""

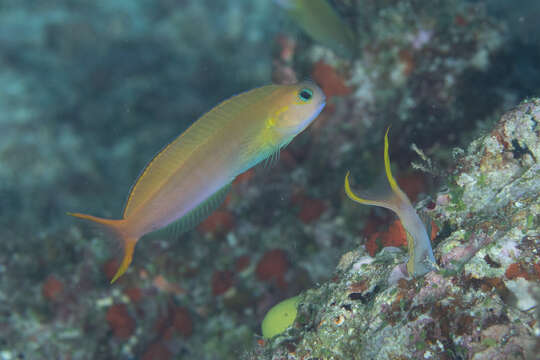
261 296 300 339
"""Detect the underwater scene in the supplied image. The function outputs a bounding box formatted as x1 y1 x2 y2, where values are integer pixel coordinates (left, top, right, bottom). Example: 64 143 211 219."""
1 0 539 359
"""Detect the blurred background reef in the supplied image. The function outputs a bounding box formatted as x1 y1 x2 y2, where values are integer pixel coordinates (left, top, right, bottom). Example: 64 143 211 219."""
0 0 538 359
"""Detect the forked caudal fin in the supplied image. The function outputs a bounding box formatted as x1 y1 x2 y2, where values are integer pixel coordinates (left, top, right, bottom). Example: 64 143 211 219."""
344 127 410 212
67 212 137 283
344 127 436 277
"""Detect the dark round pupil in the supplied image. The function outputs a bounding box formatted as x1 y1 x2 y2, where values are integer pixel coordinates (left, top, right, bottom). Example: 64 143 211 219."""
299 89 312 101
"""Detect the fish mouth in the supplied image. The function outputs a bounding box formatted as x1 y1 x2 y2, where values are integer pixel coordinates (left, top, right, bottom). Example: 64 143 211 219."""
316 100 326 115
277 99 327 137
292 100 327 133
309 100 326 123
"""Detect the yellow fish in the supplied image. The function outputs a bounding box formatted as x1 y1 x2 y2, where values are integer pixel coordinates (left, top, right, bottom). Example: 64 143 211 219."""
275 0 356 57
70 82 326 283
344 128 436 277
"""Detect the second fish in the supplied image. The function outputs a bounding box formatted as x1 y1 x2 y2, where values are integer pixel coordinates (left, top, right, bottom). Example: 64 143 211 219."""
69 81 326 283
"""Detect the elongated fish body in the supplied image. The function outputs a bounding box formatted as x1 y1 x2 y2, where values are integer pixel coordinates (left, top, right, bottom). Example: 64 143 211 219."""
70 82 326 282
276 0 356 57
344 128 436 277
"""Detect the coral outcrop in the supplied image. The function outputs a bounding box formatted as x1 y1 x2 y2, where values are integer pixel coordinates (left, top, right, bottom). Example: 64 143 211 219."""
252 99 539 360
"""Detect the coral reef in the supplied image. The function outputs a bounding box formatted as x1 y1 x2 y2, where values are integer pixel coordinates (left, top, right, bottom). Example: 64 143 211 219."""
0 0 538 359
251 99 539 359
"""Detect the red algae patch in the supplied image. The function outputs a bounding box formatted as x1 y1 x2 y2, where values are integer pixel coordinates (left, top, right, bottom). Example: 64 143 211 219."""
505 262 537 281
154 306 193 341
362 214 388 238
397 173 426 203
124 287 143 303
505 263 527 280
173 306 193 337
42 275 64 301
365 232 382 257
398 49 415 77
197 210 235 236
534 263 540 280
292 192 327 224
298 198 327 224
211 270 235 296
363 214 438 256
454 14 468 26
235 255 250 272
256 249 288 289
142 342 171 360
312 61 352 98
106 304 135 339
365 220 408 256
233 168 255 185
103 259 120 282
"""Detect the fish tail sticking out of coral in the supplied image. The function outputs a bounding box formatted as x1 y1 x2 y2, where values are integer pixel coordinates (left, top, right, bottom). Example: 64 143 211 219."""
69 82 326 283
344 127 436 277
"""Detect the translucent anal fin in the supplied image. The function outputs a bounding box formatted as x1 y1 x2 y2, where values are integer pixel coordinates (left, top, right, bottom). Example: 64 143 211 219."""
158 183 232 239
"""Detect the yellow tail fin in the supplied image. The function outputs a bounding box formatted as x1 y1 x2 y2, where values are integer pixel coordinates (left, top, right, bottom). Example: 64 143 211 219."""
67 212 138 284
344 127 410 212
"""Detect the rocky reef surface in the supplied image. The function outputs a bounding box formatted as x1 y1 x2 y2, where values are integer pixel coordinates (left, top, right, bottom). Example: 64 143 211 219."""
252 99 539 359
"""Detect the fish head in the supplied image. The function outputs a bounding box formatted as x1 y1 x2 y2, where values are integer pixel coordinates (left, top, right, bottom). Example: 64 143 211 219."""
274 81 326 137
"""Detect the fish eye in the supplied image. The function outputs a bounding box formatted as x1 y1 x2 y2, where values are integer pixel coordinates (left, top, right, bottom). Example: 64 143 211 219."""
297 88 313 103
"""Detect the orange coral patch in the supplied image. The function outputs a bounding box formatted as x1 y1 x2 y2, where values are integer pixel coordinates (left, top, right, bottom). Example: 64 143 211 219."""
312 61 351 98
383 220 408 248
430 220 440 241
365 220 408 256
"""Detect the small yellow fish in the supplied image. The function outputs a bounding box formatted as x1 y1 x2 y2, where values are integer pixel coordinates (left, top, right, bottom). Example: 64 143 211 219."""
275 0 356 57
70 82 326 283
344 128 436 277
